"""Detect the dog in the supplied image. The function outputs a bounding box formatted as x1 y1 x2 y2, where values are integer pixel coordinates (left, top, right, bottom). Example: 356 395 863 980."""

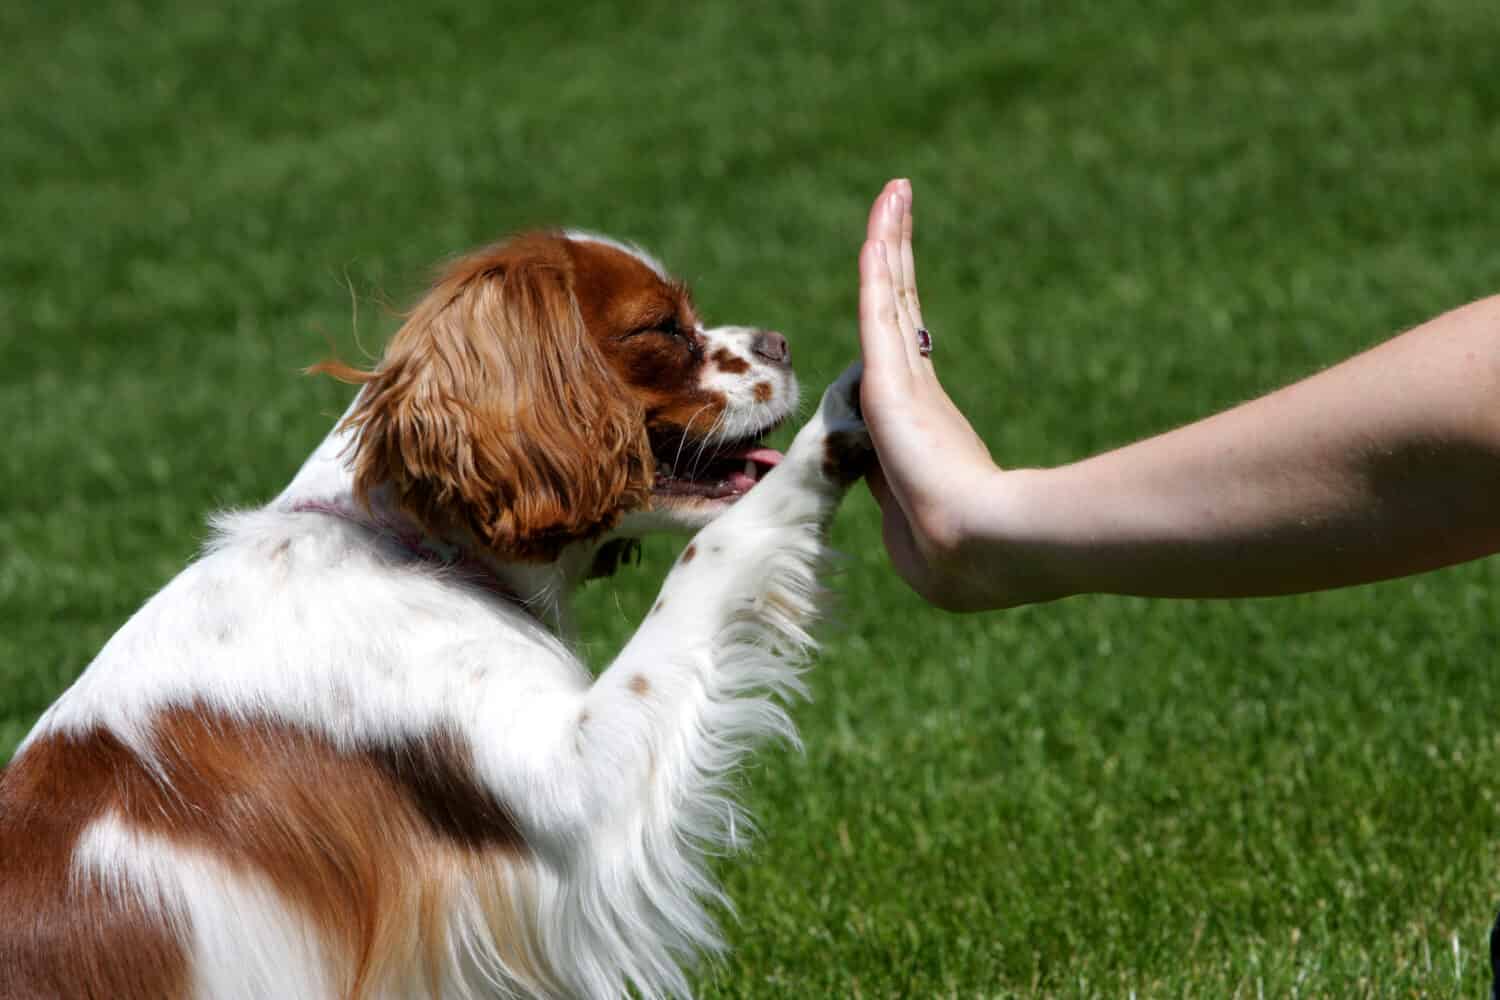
0 230 870 999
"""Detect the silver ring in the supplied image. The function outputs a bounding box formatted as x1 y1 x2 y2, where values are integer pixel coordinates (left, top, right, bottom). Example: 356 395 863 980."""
916 327 933 357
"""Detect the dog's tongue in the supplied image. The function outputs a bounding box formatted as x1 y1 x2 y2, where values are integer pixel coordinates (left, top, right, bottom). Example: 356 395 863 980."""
723 446 784 493
726 446 784 469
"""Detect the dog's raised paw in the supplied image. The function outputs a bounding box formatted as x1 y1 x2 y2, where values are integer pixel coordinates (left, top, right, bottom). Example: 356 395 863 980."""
815 363 872 486
818 361 865 430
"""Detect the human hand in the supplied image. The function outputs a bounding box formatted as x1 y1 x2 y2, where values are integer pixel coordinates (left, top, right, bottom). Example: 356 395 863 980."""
857 180 1015 610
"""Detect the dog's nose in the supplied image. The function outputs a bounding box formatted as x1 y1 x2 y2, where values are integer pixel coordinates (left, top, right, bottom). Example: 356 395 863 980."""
752 330 790 364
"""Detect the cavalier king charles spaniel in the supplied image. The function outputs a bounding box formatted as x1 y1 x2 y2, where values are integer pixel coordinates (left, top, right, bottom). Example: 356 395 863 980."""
0 231 870 999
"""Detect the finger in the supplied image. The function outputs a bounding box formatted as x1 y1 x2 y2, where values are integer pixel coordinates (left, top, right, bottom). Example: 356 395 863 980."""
897 179 926 335
869 465 928 591
864 178 905 245
865 183 912 323
866 458 922 532
858 238 912 385
881 187 917 338
893 182 940 385
866 460 896 510
869 183 923 371
877 185 908 305
868 464 917 551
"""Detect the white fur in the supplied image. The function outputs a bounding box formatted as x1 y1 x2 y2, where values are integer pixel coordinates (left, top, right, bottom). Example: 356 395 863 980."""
697 325 800 439
75 813 339 999
30 361 867 999
563 230 670 280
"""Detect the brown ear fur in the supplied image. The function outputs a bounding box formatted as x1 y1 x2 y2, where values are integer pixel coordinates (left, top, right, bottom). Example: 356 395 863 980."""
313 237 654 562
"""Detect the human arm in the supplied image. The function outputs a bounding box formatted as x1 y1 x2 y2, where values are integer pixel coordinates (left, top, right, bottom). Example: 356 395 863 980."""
858 179 1500 610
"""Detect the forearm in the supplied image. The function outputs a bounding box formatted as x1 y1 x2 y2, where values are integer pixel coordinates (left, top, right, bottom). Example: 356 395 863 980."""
986 296 1500 601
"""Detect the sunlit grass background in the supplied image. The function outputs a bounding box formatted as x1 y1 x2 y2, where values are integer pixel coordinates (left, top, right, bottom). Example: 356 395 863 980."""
5 1 1500 995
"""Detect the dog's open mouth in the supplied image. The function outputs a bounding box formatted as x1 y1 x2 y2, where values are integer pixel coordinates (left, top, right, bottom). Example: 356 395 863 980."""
652 435 784 500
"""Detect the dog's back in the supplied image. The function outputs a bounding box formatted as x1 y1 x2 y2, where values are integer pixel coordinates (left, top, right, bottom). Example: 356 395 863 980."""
0 515 558 999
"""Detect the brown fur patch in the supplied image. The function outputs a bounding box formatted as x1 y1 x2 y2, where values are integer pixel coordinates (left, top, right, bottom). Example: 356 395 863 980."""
681 544 697 563
0 730 190 1000
313 235 655 563
313 232 739 561
565 240 730 447
822 430 875 486
628 674 651 696
710 348 751 375
0 708 539 999
753 381 774 402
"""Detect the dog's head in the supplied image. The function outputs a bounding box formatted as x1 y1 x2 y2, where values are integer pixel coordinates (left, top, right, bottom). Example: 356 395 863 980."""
321 232 798 562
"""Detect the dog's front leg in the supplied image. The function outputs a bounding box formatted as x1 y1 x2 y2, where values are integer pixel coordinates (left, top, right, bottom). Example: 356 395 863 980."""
554 365 869 979
584 361 868 772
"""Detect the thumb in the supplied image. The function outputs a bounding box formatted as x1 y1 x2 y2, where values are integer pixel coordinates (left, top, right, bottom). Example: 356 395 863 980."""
865 461 901 516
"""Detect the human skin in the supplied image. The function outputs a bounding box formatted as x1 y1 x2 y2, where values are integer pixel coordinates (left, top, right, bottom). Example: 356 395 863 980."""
858 179 1500 611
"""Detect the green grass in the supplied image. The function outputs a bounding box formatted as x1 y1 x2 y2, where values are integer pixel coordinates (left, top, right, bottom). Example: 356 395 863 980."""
5 0 1500 994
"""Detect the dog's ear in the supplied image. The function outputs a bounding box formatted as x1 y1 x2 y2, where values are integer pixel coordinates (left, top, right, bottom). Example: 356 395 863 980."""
316 239 654 562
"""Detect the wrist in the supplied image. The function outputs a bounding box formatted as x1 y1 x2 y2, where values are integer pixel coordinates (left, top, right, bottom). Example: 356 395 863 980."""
947 466 1082 608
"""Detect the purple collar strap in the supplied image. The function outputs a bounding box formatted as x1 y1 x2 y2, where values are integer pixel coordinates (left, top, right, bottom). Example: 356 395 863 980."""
289 498 531 613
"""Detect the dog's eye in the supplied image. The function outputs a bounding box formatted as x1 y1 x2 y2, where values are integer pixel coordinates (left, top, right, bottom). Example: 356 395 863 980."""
660 318 700 350
624 317 682 341
624 317 700 358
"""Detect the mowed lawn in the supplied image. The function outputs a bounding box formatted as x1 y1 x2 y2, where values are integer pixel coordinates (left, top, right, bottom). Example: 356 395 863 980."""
5 0 1500 995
